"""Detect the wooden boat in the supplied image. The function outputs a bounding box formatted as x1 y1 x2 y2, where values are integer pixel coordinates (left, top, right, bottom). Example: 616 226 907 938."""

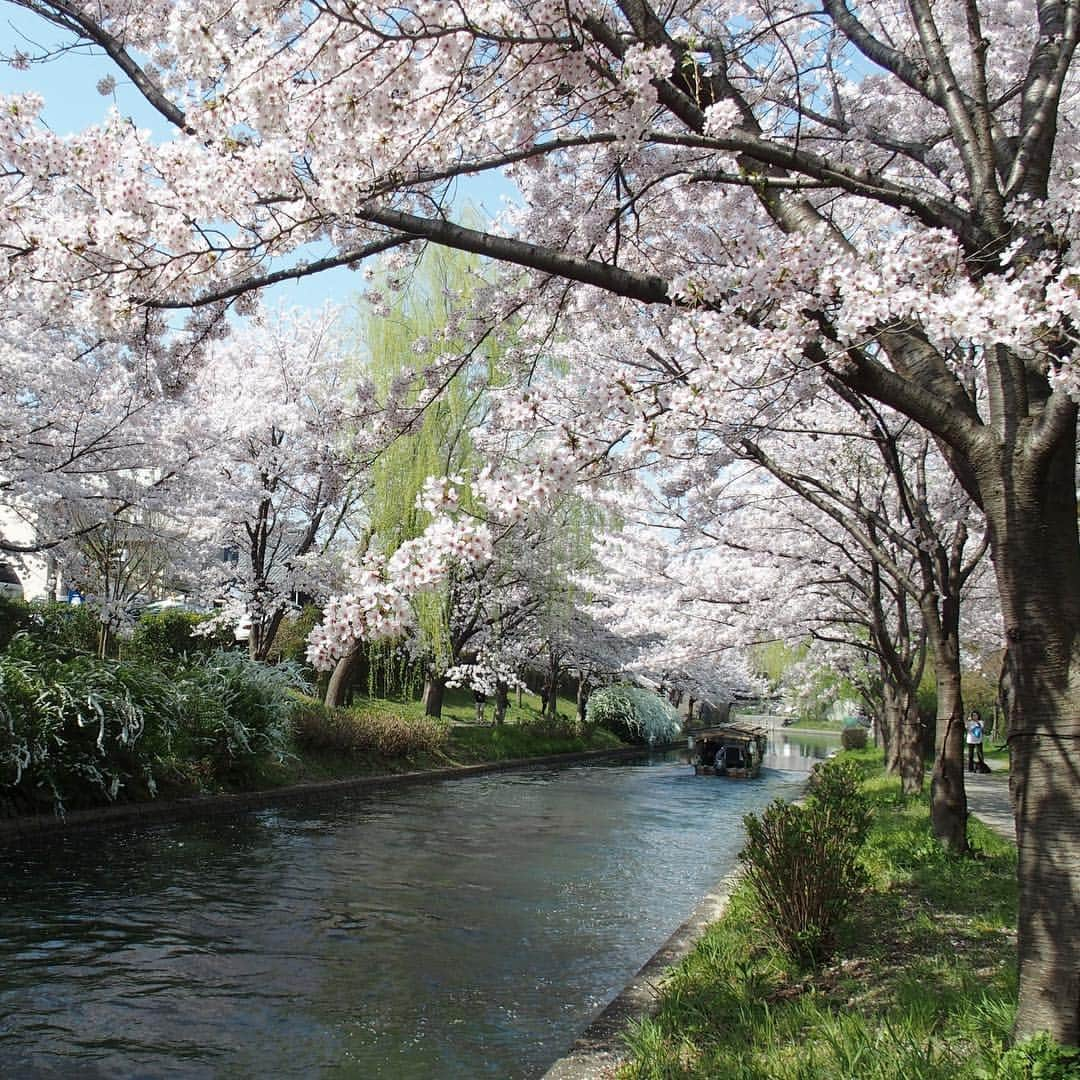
688 725 768 778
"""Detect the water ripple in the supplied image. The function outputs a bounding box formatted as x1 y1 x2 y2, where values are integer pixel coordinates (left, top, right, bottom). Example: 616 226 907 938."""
1 736 834 1078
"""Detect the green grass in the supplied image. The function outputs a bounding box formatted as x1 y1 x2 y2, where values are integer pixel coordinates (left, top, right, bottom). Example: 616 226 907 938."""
618 751 1020 1079
444 720 624 762
778 717 848 731
347 685 580 726
211 686 625 793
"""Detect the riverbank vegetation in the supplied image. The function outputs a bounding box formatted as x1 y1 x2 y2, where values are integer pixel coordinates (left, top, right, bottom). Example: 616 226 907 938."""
0 601 625 817
618 751 1075 1079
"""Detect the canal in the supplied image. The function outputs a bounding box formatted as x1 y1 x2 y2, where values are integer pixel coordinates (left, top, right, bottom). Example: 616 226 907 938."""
0 732 836 1078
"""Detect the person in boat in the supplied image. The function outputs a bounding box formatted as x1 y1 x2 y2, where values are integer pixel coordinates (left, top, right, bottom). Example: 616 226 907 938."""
725 745 746 770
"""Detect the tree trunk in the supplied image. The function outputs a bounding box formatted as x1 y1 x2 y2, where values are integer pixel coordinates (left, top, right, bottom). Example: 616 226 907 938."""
880 679 901 775
880 677 924 795
576 675 590 724
249 608 285 663
493 681 508 727
97 622 112 661
895 692 925 797
325 647 363 709
927 626 968 854
422 674 446 719
543 649 560 720
980 437 1080 1045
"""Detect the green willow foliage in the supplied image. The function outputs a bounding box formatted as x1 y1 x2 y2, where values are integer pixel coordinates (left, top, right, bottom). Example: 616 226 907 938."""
586 684 682 745
354 245 496 687
364 638 422 701
739 756 872 965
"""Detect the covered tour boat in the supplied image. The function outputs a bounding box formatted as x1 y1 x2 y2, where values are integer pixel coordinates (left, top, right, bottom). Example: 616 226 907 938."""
688 725 768 778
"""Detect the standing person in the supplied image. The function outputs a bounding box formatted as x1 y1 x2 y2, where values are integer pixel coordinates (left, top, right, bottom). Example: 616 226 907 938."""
965 709 985 772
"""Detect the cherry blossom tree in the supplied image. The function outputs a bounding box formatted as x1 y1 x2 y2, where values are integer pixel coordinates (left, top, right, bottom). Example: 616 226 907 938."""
52 506 190 656
0 310 198 562
178 305 366 660
734 390 991 835
583 521 764 711
310 247 510 710
2 0 1078 1041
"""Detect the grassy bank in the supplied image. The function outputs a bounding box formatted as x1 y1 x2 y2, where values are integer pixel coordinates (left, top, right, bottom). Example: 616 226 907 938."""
619 752 1027 1079
167 686 626 796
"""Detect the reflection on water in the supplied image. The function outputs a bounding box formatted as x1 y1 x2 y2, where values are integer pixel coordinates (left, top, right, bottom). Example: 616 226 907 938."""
0 733 832 1079
763 733 842 772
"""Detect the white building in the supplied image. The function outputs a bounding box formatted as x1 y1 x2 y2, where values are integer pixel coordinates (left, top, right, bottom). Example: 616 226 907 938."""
0 506 55 600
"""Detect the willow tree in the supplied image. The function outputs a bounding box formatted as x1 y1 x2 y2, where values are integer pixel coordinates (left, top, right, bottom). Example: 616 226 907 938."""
324 246 496 711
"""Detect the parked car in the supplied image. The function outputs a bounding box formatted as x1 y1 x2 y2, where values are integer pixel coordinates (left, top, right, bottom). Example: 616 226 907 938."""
0 563 24 601
140 598 207 615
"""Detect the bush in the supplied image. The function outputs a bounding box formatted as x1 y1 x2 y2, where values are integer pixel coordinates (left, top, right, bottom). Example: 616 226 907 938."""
0 596 32 651
128 609 233 662
739 756 871 965
586 685 682 745
585 685 636 736
0 649 311 813
267 604 322 667
20 601 100 658
519 710 586 740
994 1033 1080 1080
293 700 447 758
841 724 868 749
175 651 309 770
0 652 184 812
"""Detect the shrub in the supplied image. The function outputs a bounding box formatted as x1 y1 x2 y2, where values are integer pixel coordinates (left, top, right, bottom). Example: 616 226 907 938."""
0 648 316 813
739 756 871 965
19 601 100 658
128 609 233 662
0 596 32 651
994 1033 1080 1080
0 652 185 812
267 605 322 667
585 685 636 736
841 724 868 750
586 685 682 745
293 700 447 758
175 651 310 769
519 710 586 740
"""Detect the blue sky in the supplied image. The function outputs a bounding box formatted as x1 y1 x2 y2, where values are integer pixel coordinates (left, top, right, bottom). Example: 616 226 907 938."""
0 5 516 314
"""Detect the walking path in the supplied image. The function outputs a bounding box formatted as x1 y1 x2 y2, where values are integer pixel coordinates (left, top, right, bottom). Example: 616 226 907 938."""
964 766 1016 842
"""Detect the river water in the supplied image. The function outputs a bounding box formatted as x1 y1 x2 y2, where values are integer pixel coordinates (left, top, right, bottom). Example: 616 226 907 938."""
0 732 835 1079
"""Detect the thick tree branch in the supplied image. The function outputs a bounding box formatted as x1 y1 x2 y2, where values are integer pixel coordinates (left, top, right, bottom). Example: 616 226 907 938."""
11 0 190 131
356 205 671 303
